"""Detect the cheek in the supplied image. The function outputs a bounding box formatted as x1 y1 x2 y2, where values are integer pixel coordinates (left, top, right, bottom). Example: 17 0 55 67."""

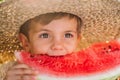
65 39 78 50
70 42 78 50
30 40 51 54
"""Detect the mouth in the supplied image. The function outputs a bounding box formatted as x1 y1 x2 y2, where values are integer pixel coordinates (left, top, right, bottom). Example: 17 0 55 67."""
46 50 70 56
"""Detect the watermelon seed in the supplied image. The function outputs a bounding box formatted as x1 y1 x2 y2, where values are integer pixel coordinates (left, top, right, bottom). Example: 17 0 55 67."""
108 45 112 49
30 55 34 58
103 48 109 53
103 48 106 50
106 51 109 53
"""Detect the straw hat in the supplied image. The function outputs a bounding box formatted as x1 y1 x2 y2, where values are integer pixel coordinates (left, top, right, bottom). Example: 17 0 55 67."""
0 0 120 64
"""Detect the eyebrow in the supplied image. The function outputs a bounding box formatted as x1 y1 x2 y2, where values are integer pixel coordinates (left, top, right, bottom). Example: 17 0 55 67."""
65 30 77 33
35 29 77 33
34 29 51 33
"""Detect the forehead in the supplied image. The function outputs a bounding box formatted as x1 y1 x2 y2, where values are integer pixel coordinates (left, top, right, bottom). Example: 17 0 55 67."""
29 17 78 32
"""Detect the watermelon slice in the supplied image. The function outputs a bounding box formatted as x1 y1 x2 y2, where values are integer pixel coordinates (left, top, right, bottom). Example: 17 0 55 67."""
14 40 120 80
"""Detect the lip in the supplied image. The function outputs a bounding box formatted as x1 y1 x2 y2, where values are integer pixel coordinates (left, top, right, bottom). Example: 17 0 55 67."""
47 50 68 56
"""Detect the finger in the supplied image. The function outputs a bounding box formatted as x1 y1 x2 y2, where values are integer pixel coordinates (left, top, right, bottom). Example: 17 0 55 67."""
12 63 38 73
12 63 31 69
7 68 36 75
22 75 35 80
117 77 120 80
6 75 35 80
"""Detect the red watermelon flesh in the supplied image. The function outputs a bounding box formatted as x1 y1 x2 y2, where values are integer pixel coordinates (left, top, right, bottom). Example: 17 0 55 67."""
15 40 120 80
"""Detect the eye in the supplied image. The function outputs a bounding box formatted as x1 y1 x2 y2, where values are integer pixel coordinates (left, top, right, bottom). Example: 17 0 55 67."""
39 33 49 38
65 33 73 38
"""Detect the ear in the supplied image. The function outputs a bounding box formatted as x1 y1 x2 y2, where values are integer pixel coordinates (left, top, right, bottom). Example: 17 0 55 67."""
18 33 30 52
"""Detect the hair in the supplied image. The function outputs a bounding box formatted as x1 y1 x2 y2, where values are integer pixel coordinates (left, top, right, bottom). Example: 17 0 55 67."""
19 12 82 39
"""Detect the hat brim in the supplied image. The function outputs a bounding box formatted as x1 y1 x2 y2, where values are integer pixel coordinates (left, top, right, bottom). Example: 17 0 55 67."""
0 0 120 63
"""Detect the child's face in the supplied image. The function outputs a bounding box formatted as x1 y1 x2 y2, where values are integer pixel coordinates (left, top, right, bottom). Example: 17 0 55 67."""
21 17 80 56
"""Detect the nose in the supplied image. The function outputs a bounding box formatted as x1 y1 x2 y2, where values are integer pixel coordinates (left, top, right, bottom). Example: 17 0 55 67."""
51 38 63 50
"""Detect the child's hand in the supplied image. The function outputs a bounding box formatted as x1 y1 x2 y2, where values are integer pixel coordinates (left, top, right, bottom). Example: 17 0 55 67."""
5 63 37 80
117 77 120 80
